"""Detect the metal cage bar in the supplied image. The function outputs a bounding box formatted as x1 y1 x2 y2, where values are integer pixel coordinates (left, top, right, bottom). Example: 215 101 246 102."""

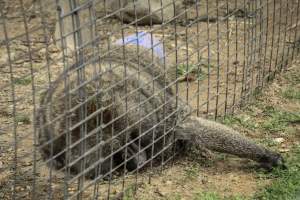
0 0 299 199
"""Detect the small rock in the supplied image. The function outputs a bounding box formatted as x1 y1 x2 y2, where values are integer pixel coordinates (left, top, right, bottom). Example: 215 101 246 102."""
38 48 47 55
16 45 28 52
166 180 172 185
111 188 117 194
279 148 290 153
23 62 31 68
0 54 8 64
15 186 25 191
273 138 285 144
68 187 76 192
48 44 60 53
15 59 27 65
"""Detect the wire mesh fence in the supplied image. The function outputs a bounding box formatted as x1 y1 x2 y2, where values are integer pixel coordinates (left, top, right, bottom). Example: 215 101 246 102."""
0 0 299 199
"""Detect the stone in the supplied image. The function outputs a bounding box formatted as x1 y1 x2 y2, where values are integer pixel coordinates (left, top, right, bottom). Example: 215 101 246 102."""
273 137 285 144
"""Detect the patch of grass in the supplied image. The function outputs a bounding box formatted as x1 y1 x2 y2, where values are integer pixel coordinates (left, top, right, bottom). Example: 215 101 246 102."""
14 77 32 85
284 72 300 85
266 72 276 82
184 164 200 180
221 115 258 131
193 192 247 200
197 71 207 81
168 193 182 200
261 106 300 133
177 64 207 81
193 192 220 200
123 185 135 200
254 146 300 200
177 64 192 76
260 137 279 148
226 196 247 200
200 62 215 69
252 87 263 98
282 88 300 100
15 114 31 124
222 105 299 134
177 64 190 76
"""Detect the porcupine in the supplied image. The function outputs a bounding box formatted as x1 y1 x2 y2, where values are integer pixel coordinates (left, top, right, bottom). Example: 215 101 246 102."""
37 45 285 180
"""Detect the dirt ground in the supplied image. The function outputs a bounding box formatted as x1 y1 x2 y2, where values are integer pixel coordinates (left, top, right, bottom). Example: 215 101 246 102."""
0 0 300 199
133 61 300 200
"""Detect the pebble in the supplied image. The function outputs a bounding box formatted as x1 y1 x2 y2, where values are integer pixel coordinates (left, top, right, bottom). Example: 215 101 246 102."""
273 137 285 144
166 180 172 185
279 148 290 153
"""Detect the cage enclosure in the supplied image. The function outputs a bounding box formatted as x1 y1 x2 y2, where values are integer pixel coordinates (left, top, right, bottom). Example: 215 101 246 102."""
0 0 299 199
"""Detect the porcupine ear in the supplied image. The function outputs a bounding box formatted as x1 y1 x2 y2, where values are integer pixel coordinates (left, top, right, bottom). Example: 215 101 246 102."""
175 116 287 171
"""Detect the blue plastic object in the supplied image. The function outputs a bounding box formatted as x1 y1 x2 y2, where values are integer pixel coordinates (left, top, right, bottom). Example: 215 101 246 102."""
115 31 165 59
